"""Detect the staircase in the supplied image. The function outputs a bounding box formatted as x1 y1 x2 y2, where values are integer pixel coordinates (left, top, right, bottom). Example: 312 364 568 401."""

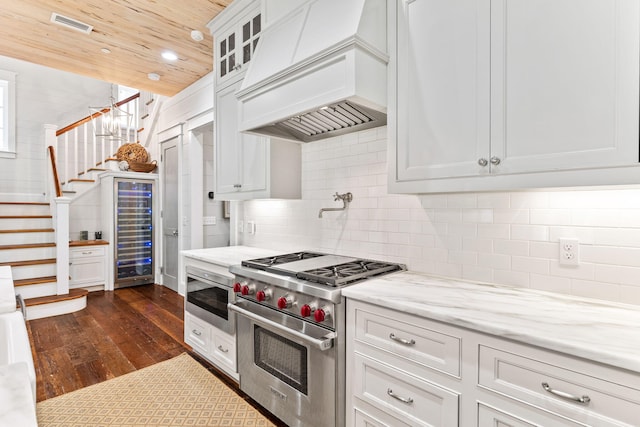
0 201 87 320
1 91 162 320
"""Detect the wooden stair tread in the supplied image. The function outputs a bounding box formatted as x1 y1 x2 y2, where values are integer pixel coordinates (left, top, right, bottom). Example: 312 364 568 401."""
0 215 52 219
0 242 55 250
0 202 49 206
88 168 107 172
0 258 56 267
24 289 88 307
0 228 54 234
14 276 56 287
68 179 95 183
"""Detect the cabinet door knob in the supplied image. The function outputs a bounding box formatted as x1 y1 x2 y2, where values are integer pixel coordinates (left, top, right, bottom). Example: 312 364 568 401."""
490 156 501 165
478 158 488 167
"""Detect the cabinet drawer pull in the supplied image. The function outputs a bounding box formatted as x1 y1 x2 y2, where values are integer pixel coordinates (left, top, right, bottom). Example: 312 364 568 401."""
387 388 413 404
541 382 591 404
389 333 415 346
82 251 93 255
217 345 229 353
192 329 202 336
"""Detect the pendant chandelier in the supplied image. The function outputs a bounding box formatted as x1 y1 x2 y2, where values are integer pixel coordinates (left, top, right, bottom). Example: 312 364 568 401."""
90 90 133 142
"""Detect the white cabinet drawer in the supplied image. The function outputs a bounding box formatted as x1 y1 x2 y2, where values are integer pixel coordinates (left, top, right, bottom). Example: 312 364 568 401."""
212 331 236 371
70 246 105 259
478 345 640 426
353 302 461 377
353 405 412 427
478 402 584 427
184 312 212 356
353 352 459 426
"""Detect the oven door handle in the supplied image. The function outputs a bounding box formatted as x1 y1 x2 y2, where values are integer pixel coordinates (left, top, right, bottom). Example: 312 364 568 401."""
228 303 336 351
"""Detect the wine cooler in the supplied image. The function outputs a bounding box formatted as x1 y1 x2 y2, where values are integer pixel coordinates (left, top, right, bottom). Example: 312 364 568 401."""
114 178 154 288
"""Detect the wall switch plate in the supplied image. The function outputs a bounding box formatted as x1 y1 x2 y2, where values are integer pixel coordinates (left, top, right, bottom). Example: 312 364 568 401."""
203 216 216 225
246 220 256 235
559 238 580 266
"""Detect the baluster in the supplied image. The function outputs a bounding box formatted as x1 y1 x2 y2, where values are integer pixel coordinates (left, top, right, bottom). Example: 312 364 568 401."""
73 127 79 181
63 132 69 185
83 123 88 178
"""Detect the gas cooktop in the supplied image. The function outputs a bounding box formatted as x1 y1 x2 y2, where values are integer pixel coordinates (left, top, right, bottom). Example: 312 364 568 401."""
241 251 405 287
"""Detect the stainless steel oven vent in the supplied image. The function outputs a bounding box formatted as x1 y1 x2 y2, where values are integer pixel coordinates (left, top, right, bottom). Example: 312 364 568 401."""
250 101 386 143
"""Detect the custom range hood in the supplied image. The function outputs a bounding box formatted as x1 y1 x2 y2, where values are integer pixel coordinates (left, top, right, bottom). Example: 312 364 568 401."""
236 0 388 143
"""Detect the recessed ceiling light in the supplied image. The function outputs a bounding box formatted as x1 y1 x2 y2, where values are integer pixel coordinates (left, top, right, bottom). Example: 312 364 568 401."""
191 30 204 42
101 48 111 54
147 73 160 81
161 51 178 61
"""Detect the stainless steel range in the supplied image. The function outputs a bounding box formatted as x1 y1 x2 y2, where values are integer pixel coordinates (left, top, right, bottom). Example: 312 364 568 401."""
228 251 405 427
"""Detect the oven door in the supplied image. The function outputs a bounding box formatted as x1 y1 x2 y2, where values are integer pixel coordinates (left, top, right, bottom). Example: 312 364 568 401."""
229 299 339 427
185 268 234 335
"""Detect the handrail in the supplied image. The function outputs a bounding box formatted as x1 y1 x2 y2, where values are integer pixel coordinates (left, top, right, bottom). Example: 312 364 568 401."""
56 92 141 137
47 145 63 197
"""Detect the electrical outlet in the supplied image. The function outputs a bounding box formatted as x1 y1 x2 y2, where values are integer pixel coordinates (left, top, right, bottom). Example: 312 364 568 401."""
559 238 580 266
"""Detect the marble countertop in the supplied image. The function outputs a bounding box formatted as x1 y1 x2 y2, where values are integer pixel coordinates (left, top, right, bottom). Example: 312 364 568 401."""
0 267 16 315
342 271 640 373
181 246 282 268
0 363 37 427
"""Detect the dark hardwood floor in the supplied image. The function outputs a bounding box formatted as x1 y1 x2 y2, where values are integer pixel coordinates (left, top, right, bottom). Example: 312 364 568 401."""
27 284 187 402
27 284 287 426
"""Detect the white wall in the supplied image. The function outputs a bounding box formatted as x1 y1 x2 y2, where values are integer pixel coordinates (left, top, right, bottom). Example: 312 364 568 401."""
0 55 112 197
240 126 640 306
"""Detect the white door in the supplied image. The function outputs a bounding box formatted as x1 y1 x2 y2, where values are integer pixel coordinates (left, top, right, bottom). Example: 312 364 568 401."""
161 138 179 291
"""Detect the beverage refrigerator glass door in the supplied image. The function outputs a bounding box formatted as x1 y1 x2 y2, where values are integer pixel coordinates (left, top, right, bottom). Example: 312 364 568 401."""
113 179 154 288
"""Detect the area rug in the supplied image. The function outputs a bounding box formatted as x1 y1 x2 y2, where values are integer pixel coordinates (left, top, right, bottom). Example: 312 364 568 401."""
36 353 276 427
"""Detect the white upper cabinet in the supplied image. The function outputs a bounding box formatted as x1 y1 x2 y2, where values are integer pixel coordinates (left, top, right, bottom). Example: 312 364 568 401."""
211 2 262 87
389 0 640 193
208 0 301 201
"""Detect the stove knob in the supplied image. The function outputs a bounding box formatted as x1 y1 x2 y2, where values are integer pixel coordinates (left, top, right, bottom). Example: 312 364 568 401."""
233 282 242 293
277 295 294 309
241 284 256 296
256 289 272 302
300 303 316 317
314 307 331 322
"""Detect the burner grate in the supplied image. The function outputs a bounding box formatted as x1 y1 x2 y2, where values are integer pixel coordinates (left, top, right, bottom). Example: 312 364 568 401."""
242 251 324 269
298 260 403 287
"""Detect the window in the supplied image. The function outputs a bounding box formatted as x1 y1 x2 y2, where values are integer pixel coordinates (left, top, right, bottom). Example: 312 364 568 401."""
0 70 16 158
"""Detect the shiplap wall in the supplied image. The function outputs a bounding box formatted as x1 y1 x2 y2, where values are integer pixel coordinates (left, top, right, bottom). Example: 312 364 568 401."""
0 55 112 197
240 126 640 306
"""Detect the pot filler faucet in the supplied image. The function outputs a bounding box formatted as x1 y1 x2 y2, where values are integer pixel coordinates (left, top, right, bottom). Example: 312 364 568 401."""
318 192 353 218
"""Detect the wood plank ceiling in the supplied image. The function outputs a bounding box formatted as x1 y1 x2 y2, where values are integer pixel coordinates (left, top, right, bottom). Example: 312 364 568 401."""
0 0 233 96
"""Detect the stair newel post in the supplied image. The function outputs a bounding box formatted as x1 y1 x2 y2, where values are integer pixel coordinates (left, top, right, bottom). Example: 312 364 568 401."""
53 197 71 295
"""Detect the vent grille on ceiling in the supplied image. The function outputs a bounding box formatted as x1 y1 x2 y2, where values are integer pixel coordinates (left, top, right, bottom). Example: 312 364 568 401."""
280 102 375 137
50 13 93 34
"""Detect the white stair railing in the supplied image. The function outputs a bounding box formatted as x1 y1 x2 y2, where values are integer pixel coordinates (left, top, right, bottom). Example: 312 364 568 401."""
53 93 141 186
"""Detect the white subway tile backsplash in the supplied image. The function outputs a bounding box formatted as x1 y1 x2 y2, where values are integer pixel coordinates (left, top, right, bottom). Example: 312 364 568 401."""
240 127 640 306
493 239 529 256
511 224 549 241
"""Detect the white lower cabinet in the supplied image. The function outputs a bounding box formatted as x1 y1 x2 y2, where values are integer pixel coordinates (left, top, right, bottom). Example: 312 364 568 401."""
69 245 107 289
184 311 237 380
346 300 640 427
